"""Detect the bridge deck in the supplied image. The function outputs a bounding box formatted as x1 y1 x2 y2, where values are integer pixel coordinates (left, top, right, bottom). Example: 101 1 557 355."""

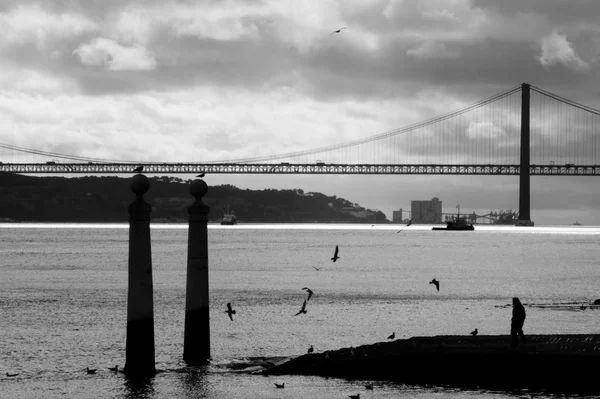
2 163 600 175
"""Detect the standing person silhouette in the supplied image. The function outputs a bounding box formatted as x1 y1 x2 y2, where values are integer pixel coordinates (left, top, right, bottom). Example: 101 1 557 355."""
511 297 527 348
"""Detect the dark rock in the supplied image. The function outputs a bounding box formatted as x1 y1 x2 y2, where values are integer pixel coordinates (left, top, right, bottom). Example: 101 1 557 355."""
262 334 600 394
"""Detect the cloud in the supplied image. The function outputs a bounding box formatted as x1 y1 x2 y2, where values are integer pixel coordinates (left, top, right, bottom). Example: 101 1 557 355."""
465 121 506 140
170 5 264 42
537 30 590 72
0 67 77 94
73 37 157 71
407 40 460 59
0 3 97 49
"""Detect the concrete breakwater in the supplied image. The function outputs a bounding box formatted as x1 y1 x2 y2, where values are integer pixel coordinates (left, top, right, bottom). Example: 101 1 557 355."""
262 334 600 393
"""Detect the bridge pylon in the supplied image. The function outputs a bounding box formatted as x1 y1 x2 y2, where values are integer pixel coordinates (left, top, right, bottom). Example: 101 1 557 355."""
517 83 534 226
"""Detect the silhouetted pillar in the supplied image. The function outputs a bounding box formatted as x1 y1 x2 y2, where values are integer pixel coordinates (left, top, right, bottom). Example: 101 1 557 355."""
517 83 534 226
125 174 156 376
183 179 210 364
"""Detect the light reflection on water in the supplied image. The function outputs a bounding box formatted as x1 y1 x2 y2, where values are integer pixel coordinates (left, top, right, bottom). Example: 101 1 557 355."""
1 224 599 398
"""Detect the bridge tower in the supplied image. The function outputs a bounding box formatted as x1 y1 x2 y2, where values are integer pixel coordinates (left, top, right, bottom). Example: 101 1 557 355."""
517 83 534 226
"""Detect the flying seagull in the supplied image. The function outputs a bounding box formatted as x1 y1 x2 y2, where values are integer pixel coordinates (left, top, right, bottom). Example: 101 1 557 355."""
133 165 143 173
197 173 205 178
274 382 285 388
302 287 314 301
331 245 340 262
225 302 236 321
470 328 478 336
294 299 308 316
307 345 314 353
108 365 118 372
429 278 440 292
330 27 346 35
387 332 395 339
397 216 415 233
312 266 322 271
86 367 97 375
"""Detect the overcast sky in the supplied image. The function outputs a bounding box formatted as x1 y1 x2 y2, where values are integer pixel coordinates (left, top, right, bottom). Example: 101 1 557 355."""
2 0 600 224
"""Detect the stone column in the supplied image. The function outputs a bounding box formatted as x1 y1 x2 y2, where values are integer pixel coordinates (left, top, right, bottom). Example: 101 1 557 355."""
183 179 211 364
125 174 156 376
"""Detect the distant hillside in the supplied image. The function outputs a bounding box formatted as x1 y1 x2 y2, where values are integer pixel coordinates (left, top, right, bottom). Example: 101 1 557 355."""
0 173 389 223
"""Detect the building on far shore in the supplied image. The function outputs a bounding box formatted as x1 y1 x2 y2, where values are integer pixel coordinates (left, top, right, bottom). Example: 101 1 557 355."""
392 209 404 223
411 197 442 223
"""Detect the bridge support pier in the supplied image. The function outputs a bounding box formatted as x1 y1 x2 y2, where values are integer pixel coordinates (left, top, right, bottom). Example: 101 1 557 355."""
517 83 534 227
183 179 211 364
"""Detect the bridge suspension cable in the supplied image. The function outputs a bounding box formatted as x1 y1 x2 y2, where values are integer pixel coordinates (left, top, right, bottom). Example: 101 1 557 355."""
215 84 522 164
530 85 600 116
4 83 600 167
0 142 137 164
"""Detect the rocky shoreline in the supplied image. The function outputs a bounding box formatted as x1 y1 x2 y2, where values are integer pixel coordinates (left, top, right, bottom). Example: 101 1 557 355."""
261 334 600 394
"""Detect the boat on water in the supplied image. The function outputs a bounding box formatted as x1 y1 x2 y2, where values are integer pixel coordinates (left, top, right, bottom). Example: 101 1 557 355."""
573 221 581 226
220 207 238 225
432 205 474 231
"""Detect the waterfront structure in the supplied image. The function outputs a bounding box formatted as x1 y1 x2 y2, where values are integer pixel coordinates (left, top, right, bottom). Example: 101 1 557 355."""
411 197 442 223
392 209 403 222
183 179 211 364
263 334 600 394
126 174 156 377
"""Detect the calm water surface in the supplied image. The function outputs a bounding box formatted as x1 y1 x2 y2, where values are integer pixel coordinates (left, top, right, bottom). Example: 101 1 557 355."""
1 223 599 398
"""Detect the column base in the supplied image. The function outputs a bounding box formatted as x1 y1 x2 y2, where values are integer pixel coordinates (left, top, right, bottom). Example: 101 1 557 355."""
515 220 535 226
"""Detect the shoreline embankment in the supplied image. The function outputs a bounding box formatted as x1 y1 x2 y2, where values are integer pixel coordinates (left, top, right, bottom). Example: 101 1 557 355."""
262 334 600 393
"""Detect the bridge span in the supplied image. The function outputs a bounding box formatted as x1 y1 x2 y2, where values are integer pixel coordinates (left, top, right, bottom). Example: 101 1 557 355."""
1 162 599 175
4 83 600 226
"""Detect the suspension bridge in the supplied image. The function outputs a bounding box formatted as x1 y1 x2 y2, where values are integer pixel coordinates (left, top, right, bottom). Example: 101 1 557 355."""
2 83 600 225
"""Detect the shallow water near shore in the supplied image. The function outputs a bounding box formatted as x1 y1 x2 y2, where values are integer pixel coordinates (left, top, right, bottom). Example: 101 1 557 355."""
1 223 599 398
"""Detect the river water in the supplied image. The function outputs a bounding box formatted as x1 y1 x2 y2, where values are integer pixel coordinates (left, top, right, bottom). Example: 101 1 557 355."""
1 223 599 398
